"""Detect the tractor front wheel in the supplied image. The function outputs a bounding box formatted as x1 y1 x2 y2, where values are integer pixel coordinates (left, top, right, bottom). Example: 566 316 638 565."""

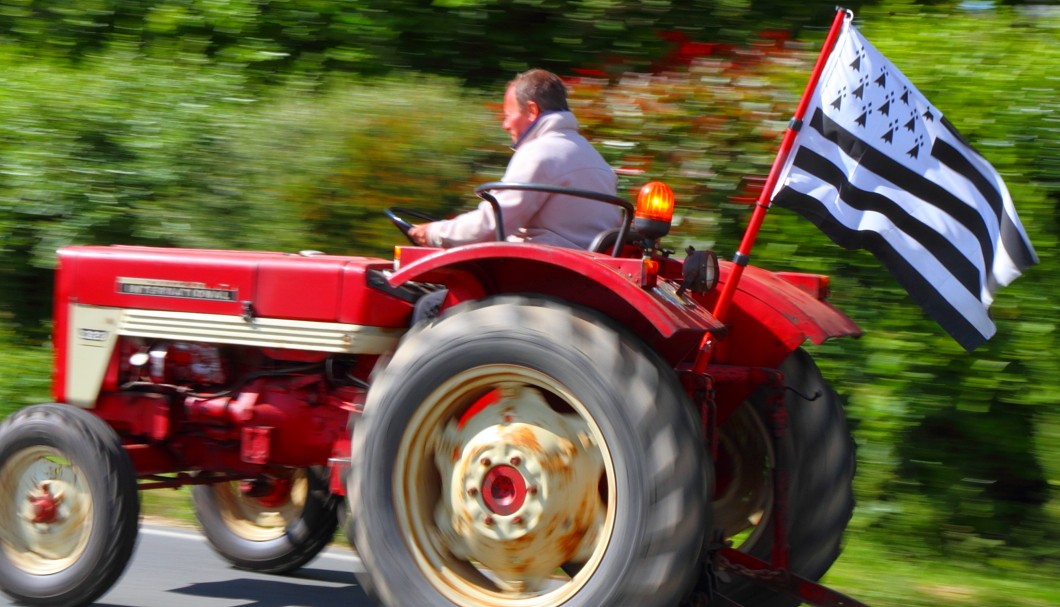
191 466 339 574
349 296 710 607
0 404 140 607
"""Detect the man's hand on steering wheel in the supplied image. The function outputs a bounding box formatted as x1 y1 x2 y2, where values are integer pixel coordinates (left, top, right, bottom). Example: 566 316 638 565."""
385 207 440 244
407 223 430 246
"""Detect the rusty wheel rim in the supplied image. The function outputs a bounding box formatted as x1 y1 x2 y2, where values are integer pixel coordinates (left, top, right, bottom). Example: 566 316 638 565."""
0 446 94 574
395 364 616 606
214 470 308 542
714 405 774 547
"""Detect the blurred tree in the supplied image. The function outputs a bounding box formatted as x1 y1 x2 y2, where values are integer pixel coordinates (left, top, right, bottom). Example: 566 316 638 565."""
0 0 865 84
225 75 501 255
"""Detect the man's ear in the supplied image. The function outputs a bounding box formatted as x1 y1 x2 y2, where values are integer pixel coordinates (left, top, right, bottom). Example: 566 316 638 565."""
526 100 541 120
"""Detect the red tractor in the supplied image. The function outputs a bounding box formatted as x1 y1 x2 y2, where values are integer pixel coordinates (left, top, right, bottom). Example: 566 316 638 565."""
0 181 864 607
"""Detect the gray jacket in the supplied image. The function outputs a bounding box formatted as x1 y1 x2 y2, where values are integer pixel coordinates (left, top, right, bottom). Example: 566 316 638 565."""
425 111 620 249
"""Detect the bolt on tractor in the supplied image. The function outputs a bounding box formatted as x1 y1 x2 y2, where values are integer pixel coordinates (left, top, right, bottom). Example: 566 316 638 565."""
0 174 870 607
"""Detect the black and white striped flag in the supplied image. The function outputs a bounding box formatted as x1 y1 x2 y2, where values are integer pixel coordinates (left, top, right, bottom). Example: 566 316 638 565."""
771 19 1037 351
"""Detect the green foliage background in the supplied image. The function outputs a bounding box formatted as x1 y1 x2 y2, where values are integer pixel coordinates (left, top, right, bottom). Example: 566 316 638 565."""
0 0 1057 603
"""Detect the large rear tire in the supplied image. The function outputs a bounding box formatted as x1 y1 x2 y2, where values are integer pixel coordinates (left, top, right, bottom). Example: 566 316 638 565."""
0 404 140 607
713 348 855 607
191 467 339 574
350 296 710 607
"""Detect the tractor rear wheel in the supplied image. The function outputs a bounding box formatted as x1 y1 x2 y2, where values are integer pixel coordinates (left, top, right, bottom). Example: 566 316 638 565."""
713 348 855 607
0 404 140 607
191 466 339 574
349 296 710 607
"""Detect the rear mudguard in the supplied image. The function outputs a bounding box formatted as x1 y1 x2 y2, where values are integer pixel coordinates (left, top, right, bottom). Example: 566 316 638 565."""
390 243 725 365
701 261 862 369
389 244 859 369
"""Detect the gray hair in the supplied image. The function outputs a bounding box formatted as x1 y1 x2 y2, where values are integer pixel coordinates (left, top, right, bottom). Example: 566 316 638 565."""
509 69 570 112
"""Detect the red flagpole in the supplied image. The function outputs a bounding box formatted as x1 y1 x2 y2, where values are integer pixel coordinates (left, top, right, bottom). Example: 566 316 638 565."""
695 7 850 373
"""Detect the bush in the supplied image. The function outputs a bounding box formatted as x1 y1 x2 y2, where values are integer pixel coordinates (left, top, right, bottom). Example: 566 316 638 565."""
0 56 499 419
0 320 51 419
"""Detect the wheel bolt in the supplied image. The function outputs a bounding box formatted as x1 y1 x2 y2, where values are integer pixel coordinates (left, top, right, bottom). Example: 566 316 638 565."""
512 516 524 525
510 456 522 466
527 485 538 495
480 457 491 467
483 516 495 526
467 487 479 497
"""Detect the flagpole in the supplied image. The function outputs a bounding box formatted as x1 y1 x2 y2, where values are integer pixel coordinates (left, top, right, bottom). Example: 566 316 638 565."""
695 7 850 373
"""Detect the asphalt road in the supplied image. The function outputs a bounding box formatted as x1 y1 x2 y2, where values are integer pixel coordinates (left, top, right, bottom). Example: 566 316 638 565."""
0 525 377 607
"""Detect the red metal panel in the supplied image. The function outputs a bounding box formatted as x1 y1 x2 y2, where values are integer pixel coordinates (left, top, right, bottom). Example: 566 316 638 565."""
338 261 415 327
691 261 860 369
241 426 273 465
56 245 408 326
256 255 411 325
388 246 863 371
717 262 861 345
254 256 346 321
57 246 262 316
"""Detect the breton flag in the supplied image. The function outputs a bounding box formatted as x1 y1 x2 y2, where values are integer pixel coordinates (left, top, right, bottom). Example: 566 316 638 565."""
771 17 1038 351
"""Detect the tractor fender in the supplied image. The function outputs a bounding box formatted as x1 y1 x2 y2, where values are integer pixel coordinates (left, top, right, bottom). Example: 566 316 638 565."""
705 261 862 367
388 243 726 365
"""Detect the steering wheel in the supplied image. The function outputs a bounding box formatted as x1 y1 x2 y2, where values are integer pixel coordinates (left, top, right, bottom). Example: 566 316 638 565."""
386 207 441 244
388 183 634 255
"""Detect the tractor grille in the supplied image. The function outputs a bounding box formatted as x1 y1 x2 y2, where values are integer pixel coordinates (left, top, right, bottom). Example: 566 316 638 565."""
119 309 403 354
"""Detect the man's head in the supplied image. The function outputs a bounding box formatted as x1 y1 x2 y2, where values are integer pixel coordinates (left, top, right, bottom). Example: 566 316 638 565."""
502 69 570 143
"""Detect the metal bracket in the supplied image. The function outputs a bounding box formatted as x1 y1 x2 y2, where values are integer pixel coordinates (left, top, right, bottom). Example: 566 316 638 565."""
715 547 871 607
679 371 718 460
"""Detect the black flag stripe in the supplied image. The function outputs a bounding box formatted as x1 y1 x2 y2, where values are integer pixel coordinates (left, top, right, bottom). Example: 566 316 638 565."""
772 187 987 351
809 108 996 287
789 146 982 296
931 138 1038 273
931 138 1003 219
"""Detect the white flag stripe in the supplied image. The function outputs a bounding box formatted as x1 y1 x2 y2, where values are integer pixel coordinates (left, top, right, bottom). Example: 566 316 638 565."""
795 122 1026 307
983 247 1024 308
776 182 998 346
786 125 990 281
936 125 1037 282
782 123 989 302
931 126 1016 252
771 16 1036 350
780 169 998 339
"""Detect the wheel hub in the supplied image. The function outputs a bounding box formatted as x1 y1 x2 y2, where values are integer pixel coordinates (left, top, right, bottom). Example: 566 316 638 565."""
240 477 293 508
1 447 93 573
480 464 526 516
26 480 64 524
215 470 307 541
433 385 606 590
